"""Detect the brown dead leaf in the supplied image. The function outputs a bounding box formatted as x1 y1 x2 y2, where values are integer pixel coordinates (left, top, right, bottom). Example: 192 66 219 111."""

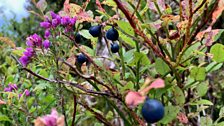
0 37 16 48
76 11 94 23
211 0 224 25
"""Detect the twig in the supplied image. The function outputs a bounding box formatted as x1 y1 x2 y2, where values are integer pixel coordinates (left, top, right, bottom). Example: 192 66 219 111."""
193 0 207 14
12 52 117 98
128 108 146 126
71 95 77 126
78 102 114 126
188 0 218 45
113 0 173 68
131 0 141 18
21 67 113 97
62 33 104 71
61 59 114 93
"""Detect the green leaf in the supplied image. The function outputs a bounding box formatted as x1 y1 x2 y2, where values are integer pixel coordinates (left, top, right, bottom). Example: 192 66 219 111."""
173 86 185 106
124 49 135 63
206 62 223 72
200 116 213 126
81 45 94 56
190 99 213 106
37 0 47 12
121 81 134 92
190 66 206 81
119 32 135 47
102 0 117 7
33 82 52 92
0 115 11 122
79 30 93 39
160 106 180 124
12 48 25 56
210 43 224 63
196 81 209 97
219 107 224 117
216 122 224 126
155 58 170 75
117 20 134 36
128 52 150 66
39 69 48 78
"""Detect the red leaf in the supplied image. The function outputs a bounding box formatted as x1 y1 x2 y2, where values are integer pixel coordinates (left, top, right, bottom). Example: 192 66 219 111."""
125 91 146 108
149 78 165 89
64 0 70 14
196 27 221 46
177 112 188 124
0 99 6 105
96 0 106 13
211 0 224 25
139 78 165 95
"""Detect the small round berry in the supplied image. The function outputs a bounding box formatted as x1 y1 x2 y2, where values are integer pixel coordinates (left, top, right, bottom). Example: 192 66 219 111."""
111 43 119 53
106 27 119 41
89 25 102 37
77 54 87 64
141 98 165 124
75 33 81 43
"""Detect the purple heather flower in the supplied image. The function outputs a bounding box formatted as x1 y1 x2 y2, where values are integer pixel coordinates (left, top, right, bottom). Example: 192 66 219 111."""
19 55 30 67
69 17 77 26
4 87 12 92
24 89 30 96
56 15 61 23
43 40 51 49
40 21 51 29
44 29 51 39
9 84 18 90
52 18 60 27
61 16 70 26
42 109 59 126
50 11 57 19
32 34 42 46
24 48 34 58
26 37 34 47
18 93 22 98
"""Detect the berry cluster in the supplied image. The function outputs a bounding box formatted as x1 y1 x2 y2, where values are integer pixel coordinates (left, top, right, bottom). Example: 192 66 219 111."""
89 25 120 54
19 11 77 67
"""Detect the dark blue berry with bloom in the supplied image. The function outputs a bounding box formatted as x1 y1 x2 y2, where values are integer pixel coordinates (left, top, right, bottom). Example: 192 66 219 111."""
77 54 88 64
43 40 51 49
